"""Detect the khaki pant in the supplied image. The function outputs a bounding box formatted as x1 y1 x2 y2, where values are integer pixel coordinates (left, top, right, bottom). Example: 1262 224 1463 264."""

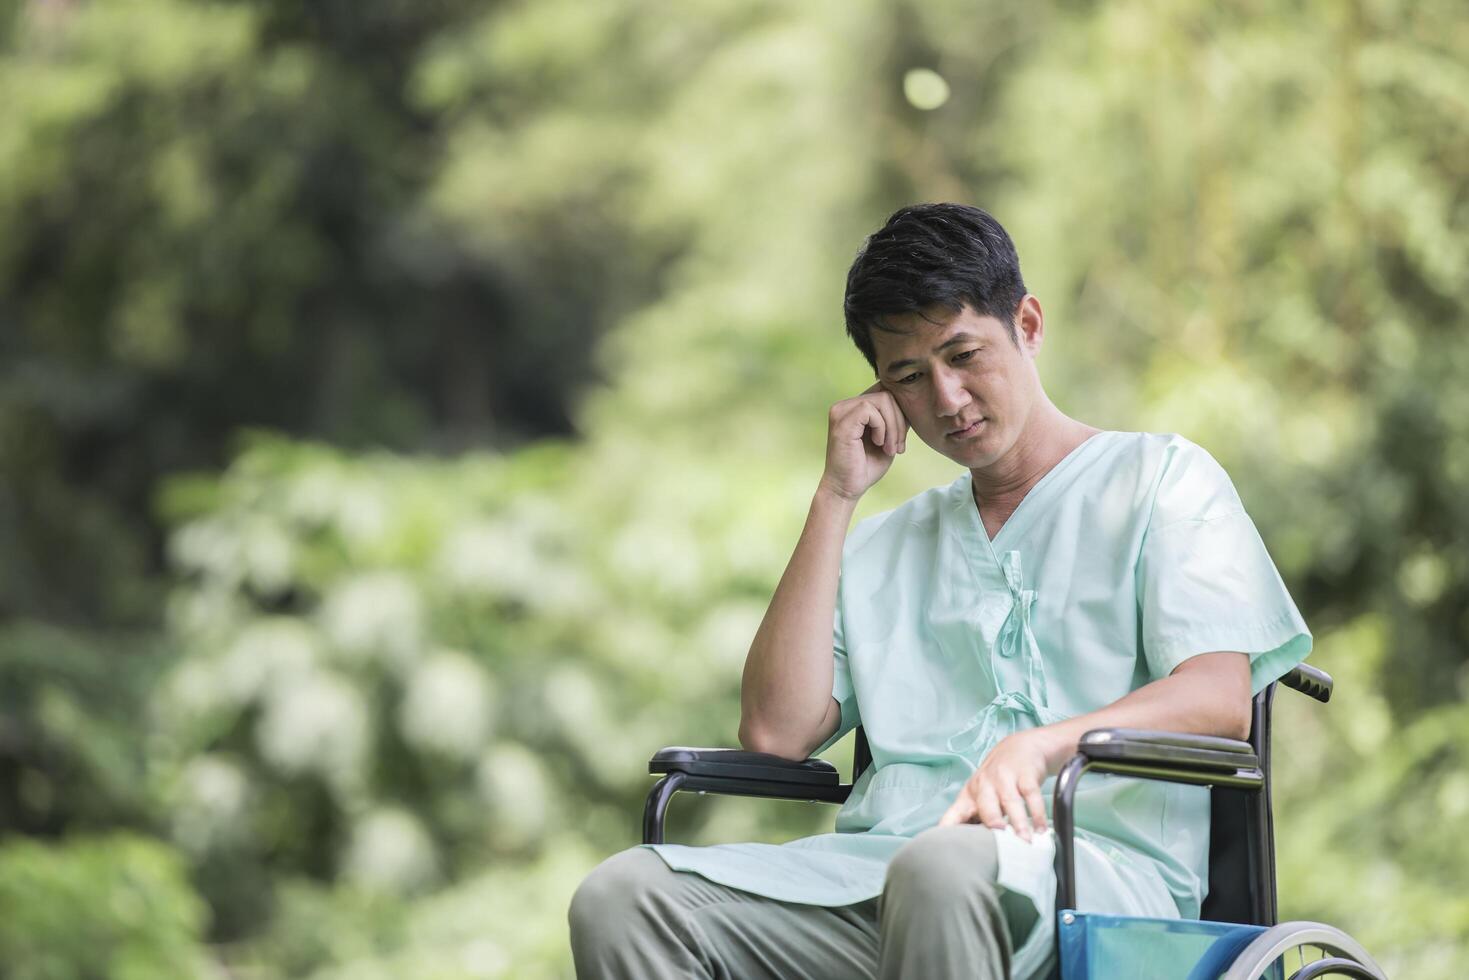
568 825 1046 979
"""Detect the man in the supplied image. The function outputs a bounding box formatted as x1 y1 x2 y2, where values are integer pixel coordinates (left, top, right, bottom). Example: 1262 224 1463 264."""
569 203 1310 979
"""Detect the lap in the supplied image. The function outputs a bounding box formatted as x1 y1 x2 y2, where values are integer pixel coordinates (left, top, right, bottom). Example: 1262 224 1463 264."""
571 829 1038 979
572 847 880 980
886 824 1002 887
885 826 1041 955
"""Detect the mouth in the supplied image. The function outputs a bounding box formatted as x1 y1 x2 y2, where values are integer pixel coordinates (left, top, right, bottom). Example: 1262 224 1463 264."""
946 418 985 439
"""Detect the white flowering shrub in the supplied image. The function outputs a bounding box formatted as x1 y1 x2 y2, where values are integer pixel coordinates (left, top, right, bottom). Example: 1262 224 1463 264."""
147 432 859 975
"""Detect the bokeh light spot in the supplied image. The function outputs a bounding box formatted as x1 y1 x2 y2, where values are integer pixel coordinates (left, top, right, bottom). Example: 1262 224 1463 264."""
903 67 950 110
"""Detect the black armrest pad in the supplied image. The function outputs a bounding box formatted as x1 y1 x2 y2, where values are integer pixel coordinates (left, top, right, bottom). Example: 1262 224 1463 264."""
1281 663 1333 703
649 747 840 786
1078 728 1259 771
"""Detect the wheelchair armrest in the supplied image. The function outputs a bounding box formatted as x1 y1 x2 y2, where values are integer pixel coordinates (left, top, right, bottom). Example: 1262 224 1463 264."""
1077 728 1260 772
649 746 841 787
643 748 849 844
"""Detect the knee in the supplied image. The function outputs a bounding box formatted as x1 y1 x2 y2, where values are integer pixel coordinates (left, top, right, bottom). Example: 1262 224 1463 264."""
568 848 661 949
884 826 1001 906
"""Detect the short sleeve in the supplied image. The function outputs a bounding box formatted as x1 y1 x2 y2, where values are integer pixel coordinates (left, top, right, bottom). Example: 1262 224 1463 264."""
811 580 861 757
1137 443 1312 695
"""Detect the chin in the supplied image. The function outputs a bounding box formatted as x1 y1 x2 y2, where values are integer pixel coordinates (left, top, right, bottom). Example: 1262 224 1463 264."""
958 451 1001 469
950 435 1006 469
925 423 1003 468
939 444 993 468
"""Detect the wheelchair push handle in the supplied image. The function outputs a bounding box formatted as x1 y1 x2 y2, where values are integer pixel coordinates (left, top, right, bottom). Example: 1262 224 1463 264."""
1280 664 1332 703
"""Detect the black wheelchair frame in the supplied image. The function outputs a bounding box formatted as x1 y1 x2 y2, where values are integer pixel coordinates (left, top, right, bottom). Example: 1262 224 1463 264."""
642 663 1386 978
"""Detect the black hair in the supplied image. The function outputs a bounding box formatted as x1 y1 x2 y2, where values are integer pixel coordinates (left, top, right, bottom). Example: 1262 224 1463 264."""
842 203 1027 372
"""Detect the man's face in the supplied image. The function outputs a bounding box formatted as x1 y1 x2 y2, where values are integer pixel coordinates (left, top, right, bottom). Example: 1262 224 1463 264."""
870 301 1042 470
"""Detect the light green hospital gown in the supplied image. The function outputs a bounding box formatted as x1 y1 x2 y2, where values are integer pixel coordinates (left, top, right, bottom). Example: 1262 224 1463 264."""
645 431 1311 979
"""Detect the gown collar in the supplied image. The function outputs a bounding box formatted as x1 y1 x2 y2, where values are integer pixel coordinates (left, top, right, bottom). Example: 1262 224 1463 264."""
962 429 1115 552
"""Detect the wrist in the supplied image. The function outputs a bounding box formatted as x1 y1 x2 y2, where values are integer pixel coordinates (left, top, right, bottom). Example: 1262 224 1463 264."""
814 478 863 508
1034 724 1079 771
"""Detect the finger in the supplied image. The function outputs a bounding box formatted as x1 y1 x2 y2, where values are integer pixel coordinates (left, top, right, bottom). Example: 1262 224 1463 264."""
875 401 896 456
1000 788 1034 842
1020 779 1048 833
861 405 887 451
939 788 976 827
857 387 899 455
876 392 909 453
882 395 909 454
974 781 1005 831
863 392 899 457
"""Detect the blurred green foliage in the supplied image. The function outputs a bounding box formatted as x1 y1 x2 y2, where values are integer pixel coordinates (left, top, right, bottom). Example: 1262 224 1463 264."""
0 834 215 980
1 0 1465 977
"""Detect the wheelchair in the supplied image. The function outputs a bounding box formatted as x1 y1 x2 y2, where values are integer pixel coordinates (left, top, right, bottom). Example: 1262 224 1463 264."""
643 664 1388 979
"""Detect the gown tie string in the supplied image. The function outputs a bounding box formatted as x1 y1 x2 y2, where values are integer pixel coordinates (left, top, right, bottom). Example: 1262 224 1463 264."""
945 550 1061 758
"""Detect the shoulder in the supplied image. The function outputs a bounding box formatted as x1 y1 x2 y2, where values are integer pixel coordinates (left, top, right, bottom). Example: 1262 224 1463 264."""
842 475 965 560
1039 431 1228 508
1095 430 1220 471
1128 432 1245 528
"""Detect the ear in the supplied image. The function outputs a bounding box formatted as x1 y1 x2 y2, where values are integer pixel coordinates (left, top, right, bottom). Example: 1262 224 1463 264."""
1014 295 1045 355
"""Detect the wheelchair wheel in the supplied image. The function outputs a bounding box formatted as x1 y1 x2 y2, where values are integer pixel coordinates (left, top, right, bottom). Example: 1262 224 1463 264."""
1217 921 1388 980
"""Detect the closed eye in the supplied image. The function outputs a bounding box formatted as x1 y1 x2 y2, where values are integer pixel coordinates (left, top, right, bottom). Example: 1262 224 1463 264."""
894 349 981 385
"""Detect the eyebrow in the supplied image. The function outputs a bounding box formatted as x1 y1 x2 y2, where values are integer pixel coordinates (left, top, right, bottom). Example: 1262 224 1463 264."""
882 332 981 376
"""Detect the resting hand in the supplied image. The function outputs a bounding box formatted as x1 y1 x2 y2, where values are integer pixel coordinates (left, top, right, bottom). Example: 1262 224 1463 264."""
938 729 1057 841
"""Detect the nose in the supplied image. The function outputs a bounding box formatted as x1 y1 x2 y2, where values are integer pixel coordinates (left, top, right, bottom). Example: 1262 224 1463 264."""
932 367 971 417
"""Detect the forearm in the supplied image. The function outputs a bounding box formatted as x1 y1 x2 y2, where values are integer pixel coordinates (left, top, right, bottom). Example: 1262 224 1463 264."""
738 485 857 758
1032 652 1252 771
943 654 1253 834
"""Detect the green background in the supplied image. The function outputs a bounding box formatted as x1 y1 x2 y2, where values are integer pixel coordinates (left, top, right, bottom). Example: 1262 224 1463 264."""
2 0 1465 976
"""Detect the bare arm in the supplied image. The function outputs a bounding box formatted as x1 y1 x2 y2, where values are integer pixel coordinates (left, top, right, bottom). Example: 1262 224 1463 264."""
939 651 1252 838
737 488 855 759
738 384 910 760
1034 651 1253 763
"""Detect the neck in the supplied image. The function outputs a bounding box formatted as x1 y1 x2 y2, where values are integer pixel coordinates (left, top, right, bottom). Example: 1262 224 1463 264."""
970 401 1098 509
